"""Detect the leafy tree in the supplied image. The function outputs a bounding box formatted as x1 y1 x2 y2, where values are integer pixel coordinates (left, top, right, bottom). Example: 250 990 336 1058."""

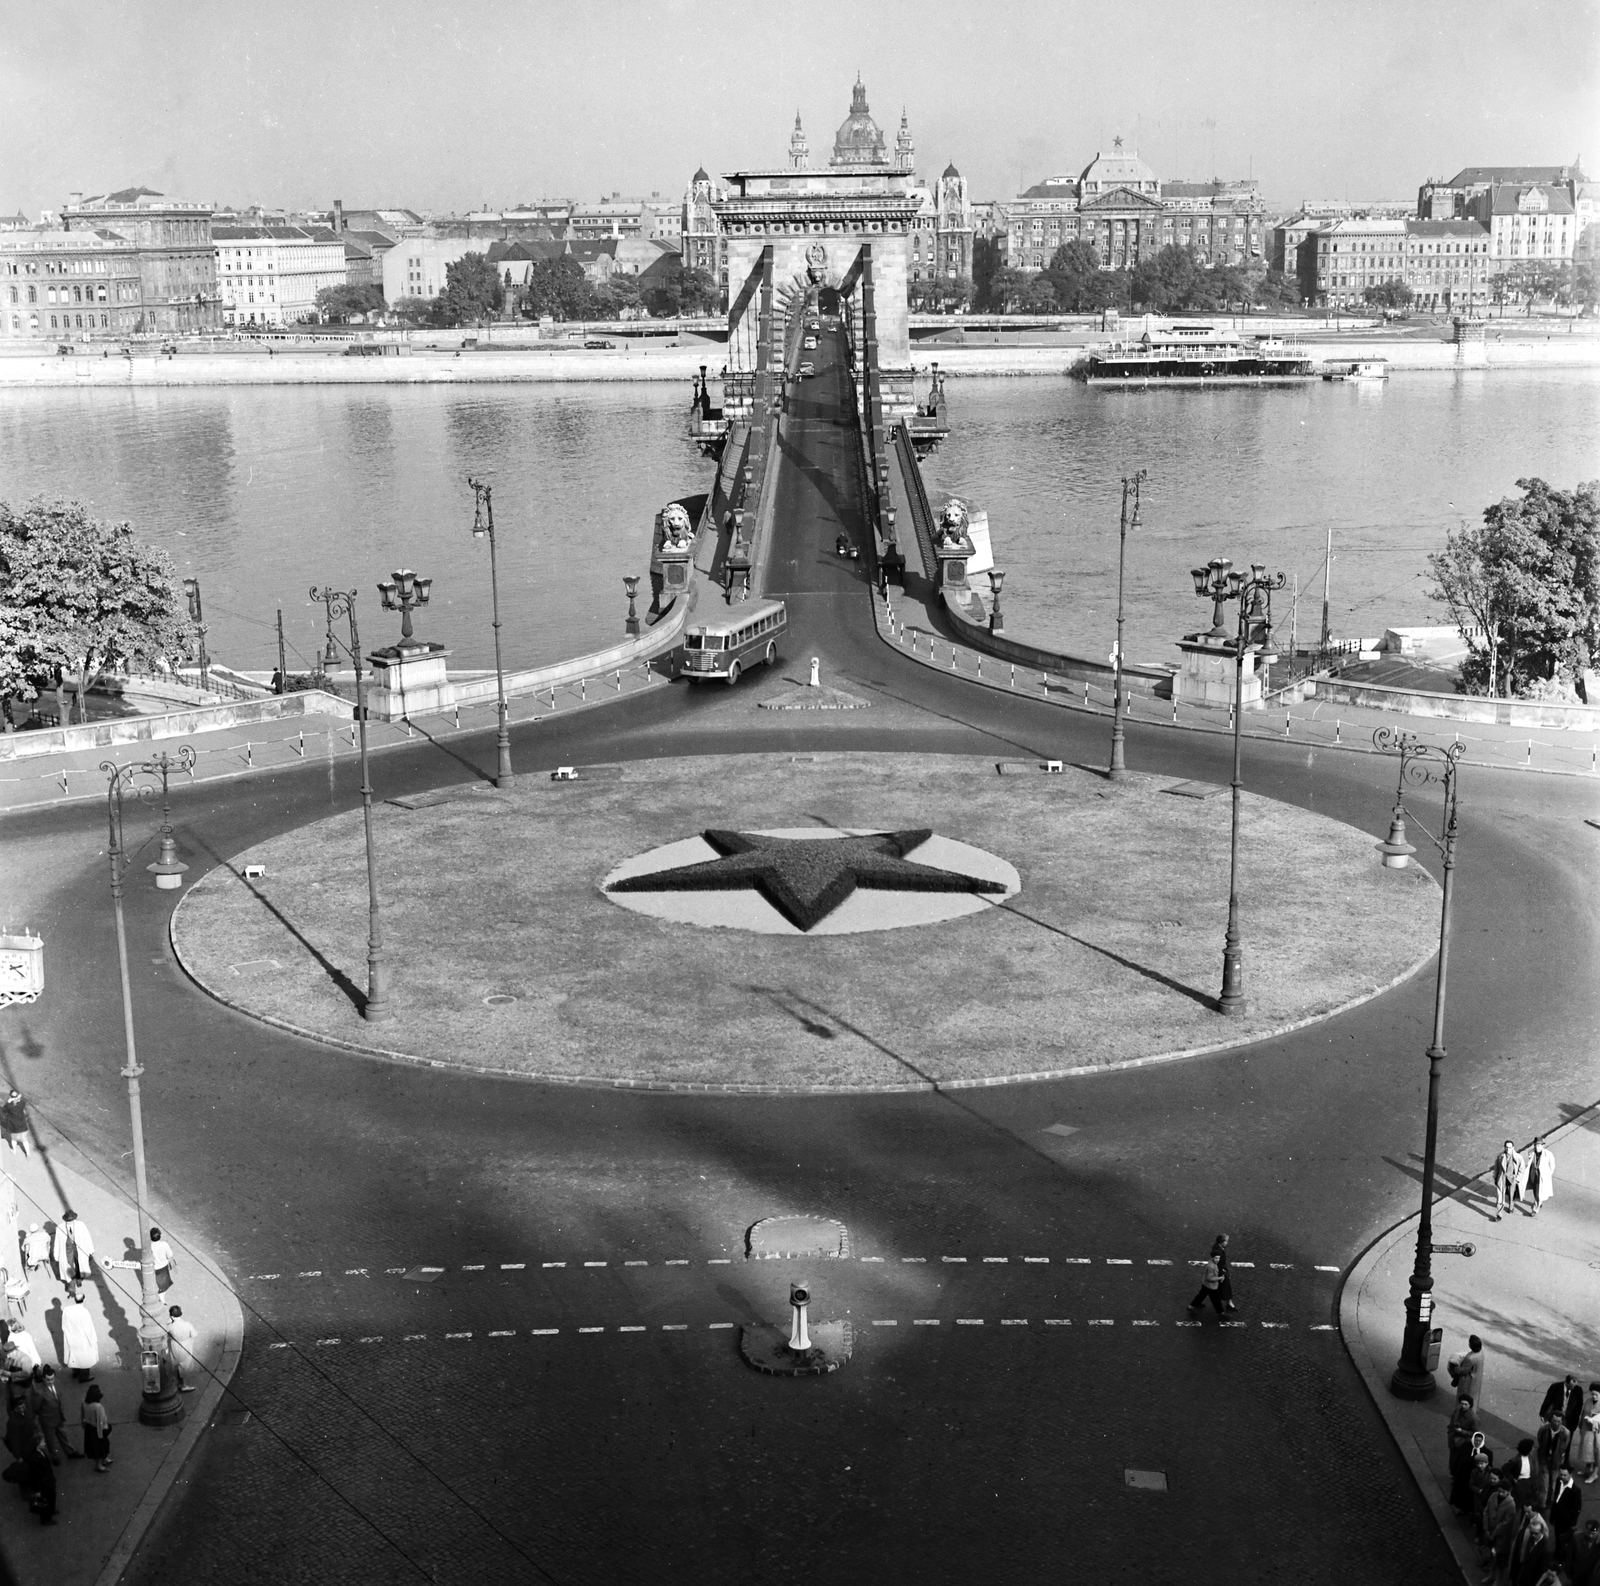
1571 261 1597 312
436 252 503 326
0 499 192 721
524 258 595 321
1043 240 1104 312
386 295 435 325
1363 279 1414 310
1020 275 1060 313
1129 245 1197 313
1257 267 1303 308
1428 477 1600 695
315 283 386 322
679 266 720 316
971 236 1003 311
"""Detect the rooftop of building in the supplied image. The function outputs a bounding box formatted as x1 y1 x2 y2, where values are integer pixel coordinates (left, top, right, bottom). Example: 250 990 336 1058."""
1320 216 1409 234
1161 178 1260 199
1079 141 1159 191
483 238 570 264
1440 164 1586 188
212 224 342 242
1017 176 1079 200
1486 184 1575 215
0 226 138 250
831 76 889 168
67 187 212 213
1404 218 1490 236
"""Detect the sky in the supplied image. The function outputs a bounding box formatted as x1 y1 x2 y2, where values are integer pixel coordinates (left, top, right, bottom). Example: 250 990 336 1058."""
3 0 1598 218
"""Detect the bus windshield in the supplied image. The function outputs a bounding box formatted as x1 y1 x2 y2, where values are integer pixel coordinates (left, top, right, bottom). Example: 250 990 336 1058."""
684 632 723 650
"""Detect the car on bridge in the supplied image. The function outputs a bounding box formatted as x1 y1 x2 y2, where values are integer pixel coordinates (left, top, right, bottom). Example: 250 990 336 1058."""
798 361 816 378
681 599 787 685
803 335 818 350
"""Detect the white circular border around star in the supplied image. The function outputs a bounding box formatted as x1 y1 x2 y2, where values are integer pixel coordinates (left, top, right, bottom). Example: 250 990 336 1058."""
600 828 1021 936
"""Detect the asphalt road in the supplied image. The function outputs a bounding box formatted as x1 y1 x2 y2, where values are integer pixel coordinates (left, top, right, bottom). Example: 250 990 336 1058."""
4 324 1595 1585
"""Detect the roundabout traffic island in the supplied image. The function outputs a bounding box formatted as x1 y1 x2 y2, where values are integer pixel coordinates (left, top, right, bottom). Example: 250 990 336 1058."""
170 753 1441 1093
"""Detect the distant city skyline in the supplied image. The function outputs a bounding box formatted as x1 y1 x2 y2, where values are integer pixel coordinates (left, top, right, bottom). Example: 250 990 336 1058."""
3 0 1596 218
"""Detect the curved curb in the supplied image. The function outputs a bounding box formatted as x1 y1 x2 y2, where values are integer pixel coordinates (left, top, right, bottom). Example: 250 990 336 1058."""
1335 1098 1600 1586
169 886 1439 1098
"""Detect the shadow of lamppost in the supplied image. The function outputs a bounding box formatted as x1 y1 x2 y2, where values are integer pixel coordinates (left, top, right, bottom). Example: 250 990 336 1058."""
1188 557 1285 1014
309 586 388 1023
99 745 196 1426
1373 726 1466 1399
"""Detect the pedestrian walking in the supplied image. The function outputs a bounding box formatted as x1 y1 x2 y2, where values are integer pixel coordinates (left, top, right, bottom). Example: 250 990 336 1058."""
1541 1373 1585 1433
5 1324 40 1376
1187 1251 1227 1317
1553 1470 1583 1556
1451 1399 1483 1511
1509 1508 1553 1584
1524 1137 1556 1217
1493 1141 1525 1220
79 1384 111 1472
27 1366 77 1465
149 1227 177 1294
61 1293 97 1382
51 1210 94 1295
1452 1336 1487 1412
1471 1452 1500 1542
1505 1438 1543 1514
165 1305 197 1392
0 1091 33 1157
1210 1233 1239 1313
1539 1412 1572 1508
1483 1479 1519 1582
1572 1386 1600 1483
21 1223 47 1275
22 1430 56 1525
1571 1519 1600 1584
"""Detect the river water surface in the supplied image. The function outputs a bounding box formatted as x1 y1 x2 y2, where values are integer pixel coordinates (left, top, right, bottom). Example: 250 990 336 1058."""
0 370 1595 675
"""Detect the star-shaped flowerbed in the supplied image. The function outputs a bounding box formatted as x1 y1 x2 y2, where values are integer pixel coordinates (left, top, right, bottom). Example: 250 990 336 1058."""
605 829 1006 933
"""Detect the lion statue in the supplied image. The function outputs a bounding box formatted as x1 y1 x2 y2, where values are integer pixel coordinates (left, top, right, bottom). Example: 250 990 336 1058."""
661 503 694 548
938 497 969 548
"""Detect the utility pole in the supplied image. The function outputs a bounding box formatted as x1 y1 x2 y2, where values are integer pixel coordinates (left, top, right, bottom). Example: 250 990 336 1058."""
275 607 288 694
1318 526 1333 657
1290 571 1299 658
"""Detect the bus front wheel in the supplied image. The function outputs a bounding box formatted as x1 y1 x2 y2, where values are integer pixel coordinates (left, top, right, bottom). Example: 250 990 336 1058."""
764 642 776 666
726 661 742 686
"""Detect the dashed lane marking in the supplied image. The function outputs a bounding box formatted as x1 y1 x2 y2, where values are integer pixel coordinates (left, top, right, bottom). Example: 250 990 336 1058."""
1231 1262 1255 1268
872 1320 897 1326
1088 1319 1114 1326
358 1336 383 1344
914 1319 940 1326
1024 1257 1048 1264
445 1332 472 1340
1063 1258 1090 1264
625 1261 648 1267
860 1257 884 1263
707 1259 731 1265
583 1262 607 1268
1132 1320 1159 1327
578 1327 604 1334
1315 1265 1340 1273
1269 1263 1293 1270
531 1328 558 1336
708 1322 734 1330
619 1326 646 1332
462 1264 485 1271
1147 1259 1172 1266
316 1337 341 1345
665 1260 689 1266
489 1330 515 1337
299 1271 322 1278
543 1262 566 1268
942 1257 967 1264
983 1257 1008 1263
1261 1322 1289 1329
269 1342 289 1349
956 1318 983 1326
251 1274 280 1280
403 1333 426 1341
1106 1259 1132 1265
501 1263 525 1270
1044 1319 1071 1326
1001 1318 1027 1326
345 1268 369 1277
902 1257 926 1263
661 1325 687 1331
1311 1324 1337 1331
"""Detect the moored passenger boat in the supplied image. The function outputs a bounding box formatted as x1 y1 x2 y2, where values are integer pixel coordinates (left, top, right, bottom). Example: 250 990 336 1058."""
1083 322 1318 385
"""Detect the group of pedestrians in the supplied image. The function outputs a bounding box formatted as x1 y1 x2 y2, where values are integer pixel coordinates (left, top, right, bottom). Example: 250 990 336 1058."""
0 1087 194 1526
1449 1355 1600 1585
1187 1233 1241 1317
1493 1136 1557 1221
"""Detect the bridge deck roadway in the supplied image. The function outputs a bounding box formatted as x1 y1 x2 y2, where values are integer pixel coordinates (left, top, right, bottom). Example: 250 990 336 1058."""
3 318 1595 1586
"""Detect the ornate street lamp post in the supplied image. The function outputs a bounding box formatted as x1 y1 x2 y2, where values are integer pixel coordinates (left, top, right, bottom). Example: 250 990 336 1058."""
467 479 514 788
100 746 196 1426
1374 728 1466 1399
1189 558 1285 1015
182 578 209 692
375 568 433 643
1108 470 1146 779
309 586 389 1023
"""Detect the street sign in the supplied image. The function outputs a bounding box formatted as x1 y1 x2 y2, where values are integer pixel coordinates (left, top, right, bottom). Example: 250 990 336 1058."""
1431 1242 1476 1257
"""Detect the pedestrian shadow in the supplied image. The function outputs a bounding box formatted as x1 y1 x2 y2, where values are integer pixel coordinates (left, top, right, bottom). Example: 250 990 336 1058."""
42 1297 64 1364
1445 1296 1600 1412
88 1252 140 1369
1555 1101 1600 1135
1383 1154 1499 1217
389 717 499 789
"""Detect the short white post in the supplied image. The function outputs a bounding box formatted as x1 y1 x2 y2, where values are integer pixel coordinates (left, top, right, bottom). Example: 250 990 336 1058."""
788 1282 812 1354
808 657 820 688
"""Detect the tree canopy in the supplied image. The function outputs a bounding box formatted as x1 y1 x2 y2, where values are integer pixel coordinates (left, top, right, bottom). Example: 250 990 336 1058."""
315 283 386 322
1363 279 1414 310
437 253 503 325
1428 477 1600 696
521 257 596 321
0 499 192 719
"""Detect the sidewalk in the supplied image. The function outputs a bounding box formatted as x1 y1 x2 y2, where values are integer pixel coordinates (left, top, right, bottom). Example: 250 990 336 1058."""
1342 1101 1600 1582
0 655 672 817
0 1113 243 1585
875 578 1600 780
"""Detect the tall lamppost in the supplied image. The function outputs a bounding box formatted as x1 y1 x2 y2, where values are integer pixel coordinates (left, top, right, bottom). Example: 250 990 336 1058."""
100 746 196 1426
1189 558 1285 1015
467 479 514 788
1108 469 1146 779
309 586 389 1023
1374 727 1466 1399
182 578 209 692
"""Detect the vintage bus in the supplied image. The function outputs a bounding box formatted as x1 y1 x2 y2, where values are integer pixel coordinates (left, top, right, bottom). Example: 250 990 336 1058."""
680 599 788 684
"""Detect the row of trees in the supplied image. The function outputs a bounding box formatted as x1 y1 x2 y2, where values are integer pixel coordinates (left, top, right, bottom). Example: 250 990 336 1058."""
369 253 723 329
971 240 1298 315
0 501 191 721
1430 478 1600 698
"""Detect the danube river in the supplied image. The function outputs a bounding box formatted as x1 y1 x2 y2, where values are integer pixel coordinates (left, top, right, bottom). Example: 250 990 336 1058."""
0 370 1595 674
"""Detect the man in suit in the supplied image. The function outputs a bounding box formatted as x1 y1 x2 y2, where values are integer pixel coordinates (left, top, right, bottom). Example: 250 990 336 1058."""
1543 1374 1586 1434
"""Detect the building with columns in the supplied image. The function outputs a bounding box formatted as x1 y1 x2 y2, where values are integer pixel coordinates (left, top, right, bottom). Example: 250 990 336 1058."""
0 226 144 338
61 186 220 331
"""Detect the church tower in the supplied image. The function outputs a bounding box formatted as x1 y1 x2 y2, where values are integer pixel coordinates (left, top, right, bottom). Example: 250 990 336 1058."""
789 112 809 170
895 109 915 173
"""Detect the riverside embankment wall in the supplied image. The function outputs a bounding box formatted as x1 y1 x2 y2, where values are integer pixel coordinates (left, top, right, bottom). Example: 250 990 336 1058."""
4 334 1598 388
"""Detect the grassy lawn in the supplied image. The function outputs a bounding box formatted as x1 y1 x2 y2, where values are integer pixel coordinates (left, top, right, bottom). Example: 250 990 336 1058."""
171 754 1439 1091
